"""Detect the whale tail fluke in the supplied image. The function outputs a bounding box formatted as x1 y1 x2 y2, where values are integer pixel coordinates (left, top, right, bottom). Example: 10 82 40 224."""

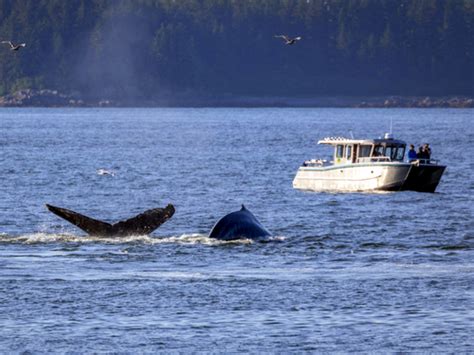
112 205 175 236
45 203 175 237
46 204 112 235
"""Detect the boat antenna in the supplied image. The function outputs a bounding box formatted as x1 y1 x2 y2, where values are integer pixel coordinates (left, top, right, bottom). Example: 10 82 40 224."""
349 129 354 139
389 118 393 134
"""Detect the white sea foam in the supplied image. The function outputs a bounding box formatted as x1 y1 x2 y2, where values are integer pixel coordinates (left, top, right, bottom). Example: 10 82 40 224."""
0 233 259 245
149 233 254 245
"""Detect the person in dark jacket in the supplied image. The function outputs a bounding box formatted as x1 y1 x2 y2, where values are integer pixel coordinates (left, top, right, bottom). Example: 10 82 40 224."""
417 145 430 163
423 144 431 163
416 146 424 159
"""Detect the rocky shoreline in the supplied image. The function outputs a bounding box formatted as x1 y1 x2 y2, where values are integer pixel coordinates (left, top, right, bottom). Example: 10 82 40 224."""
0 89 115 107
356 96 474 108
0 89 472 108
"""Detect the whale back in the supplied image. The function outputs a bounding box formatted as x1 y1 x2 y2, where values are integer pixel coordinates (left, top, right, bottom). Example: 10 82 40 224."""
208 205 271 241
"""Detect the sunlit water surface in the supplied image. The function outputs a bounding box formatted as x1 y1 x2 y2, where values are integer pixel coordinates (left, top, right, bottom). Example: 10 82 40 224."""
0 108 473 352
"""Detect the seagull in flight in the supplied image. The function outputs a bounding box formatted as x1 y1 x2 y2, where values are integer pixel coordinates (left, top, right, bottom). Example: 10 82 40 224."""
274 35 302 45
2 41 26 51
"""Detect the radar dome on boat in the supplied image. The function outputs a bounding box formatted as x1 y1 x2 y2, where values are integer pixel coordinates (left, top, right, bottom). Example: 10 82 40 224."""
384 133 394 139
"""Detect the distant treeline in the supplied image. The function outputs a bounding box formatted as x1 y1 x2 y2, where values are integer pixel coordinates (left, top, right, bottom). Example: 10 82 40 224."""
0 0 472 101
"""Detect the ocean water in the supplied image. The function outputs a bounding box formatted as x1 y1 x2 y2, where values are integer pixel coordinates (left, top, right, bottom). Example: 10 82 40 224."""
0 108 472 352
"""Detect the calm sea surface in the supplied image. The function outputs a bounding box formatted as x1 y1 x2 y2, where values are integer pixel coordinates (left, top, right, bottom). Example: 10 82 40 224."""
0 108 473 352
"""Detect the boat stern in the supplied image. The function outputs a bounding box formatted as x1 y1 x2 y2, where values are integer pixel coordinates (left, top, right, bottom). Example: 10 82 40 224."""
400 164 446 192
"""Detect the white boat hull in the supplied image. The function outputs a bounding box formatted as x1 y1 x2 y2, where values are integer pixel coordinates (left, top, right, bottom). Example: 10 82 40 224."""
293 163 412 192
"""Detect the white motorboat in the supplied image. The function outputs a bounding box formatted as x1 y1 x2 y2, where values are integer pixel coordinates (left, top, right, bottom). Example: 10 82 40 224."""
293 134 446 193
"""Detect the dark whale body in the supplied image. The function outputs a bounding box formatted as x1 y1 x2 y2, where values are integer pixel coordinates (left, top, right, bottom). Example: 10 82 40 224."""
46 203 270 240
208 205 271 241
46 204 175 237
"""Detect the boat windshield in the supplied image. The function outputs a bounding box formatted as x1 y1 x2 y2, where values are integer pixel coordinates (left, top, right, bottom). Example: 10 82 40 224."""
373 145 384 156
372 144 405 161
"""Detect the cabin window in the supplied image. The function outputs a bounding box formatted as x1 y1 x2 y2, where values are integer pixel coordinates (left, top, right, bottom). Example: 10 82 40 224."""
392 148 398 160
346 145 352 160
336 145 344 158
386 146 401 161
373 145 384 157
359 145 372 158
396 147 405 161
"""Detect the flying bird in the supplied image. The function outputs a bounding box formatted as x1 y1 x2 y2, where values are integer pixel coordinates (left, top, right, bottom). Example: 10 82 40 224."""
274 35 302 45
2 41 26 51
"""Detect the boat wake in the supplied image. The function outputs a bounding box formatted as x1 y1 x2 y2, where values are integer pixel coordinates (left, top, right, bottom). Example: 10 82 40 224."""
0 232 286 245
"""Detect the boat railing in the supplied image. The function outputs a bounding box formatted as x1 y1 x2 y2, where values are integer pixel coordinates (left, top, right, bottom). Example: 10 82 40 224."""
356 156 391 163
356 157 440 165
304 157 440 166
410 159 439 165
302 159 327 167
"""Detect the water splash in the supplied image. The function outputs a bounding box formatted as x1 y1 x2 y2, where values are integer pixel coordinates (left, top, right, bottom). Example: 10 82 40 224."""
0 232 259 246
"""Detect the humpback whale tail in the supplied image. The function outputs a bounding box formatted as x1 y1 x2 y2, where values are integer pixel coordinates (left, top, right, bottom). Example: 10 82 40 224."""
45 203 175 237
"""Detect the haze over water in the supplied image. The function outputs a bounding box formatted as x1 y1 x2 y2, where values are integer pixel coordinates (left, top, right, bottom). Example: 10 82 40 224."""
0 108 473 352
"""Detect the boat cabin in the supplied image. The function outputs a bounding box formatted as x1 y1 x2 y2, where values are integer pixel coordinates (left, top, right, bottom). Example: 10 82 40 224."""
318 134 406 165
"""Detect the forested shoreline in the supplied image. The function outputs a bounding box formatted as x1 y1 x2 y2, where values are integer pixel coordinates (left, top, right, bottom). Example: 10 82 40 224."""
0 0 472 105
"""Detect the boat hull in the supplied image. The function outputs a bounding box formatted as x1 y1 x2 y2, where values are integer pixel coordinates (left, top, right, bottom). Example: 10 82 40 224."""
400 164 446 192
292 162 445 193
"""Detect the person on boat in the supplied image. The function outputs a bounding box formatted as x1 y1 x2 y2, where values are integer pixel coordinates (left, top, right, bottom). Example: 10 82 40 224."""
416 146 424 159
424 144 431 156
407 144 417 162
423 143 431 163
417 145 430 163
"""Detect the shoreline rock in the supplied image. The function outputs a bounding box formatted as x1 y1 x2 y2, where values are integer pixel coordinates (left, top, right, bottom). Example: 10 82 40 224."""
0 89 116 107
0 89 472 108
356 96 474 108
